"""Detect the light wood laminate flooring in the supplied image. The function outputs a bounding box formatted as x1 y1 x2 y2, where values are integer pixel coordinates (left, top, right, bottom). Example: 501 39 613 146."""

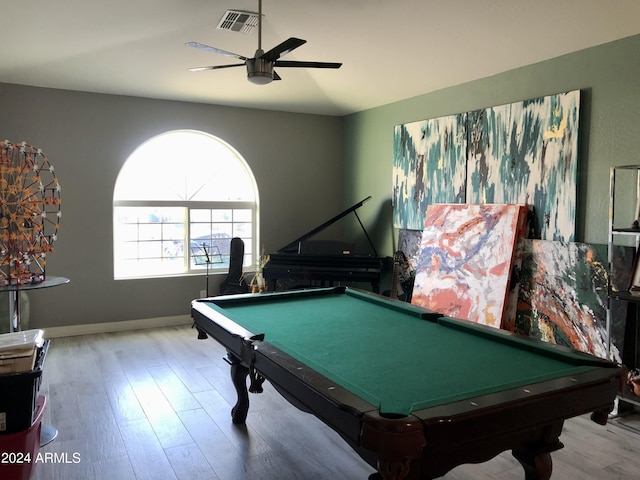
25 326 640 480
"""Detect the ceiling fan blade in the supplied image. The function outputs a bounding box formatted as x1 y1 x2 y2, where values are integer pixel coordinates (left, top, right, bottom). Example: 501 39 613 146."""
188 64 246 72
274 60 342 69
273 71 282 81
261 37 306 61
185 41 249 61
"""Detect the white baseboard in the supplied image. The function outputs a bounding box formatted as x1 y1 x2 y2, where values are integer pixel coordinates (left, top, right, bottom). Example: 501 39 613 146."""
42 315 193 338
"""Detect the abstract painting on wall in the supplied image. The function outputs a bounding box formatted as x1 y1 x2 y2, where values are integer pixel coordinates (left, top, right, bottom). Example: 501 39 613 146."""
392 90 580 242
466 91 580 242
515 240 617 362
392 114 467 230
411 203 527 328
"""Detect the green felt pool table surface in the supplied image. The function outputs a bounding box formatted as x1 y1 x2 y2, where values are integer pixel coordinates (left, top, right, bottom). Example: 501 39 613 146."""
191 286 625 480
201 287 602 416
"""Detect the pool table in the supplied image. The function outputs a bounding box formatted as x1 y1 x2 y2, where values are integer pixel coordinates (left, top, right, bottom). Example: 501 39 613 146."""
191 287 625 480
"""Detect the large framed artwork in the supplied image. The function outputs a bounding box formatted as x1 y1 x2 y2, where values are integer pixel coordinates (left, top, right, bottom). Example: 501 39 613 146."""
392 90 580 242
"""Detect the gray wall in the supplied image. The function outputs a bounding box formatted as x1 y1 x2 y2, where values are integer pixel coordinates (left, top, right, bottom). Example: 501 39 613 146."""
0 84 343 329
343 34 640 257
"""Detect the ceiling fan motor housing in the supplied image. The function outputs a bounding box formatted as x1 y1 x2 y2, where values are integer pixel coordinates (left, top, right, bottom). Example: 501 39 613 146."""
247 55 274 84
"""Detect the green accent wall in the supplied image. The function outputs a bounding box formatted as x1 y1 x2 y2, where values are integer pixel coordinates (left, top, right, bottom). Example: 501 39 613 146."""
343 34 640 256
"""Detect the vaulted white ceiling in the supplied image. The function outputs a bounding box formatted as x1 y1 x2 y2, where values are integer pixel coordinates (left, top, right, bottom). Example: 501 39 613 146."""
2 0 639 116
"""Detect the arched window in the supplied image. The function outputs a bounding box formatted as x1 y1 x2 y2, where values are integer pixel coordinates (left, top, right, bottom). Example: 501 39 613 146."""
113 130 258 279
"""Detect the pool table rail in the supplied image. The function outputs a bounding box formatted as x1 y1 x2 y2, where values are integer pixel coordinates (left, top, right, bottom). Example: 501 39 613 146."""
409 366 623 479
191 288 627 480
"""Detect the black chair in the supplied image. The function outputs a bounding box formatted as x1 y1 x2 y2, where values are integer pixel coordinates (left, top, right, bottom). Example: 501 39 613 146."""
220 237 249 295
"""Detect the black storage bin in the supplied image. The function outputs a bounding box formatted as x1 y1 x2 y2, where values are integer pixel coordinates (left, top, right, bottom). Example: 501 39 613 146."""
0 340 49 434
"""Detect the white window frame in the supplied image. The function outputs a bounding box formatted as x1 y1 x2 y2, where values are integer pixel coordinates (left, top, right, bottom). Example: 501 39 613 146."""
113 130 259 280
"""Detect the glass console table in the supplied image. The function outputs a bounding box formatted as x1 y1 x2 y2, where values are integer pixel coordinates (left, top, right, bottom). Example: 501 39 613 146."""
2 276 69 333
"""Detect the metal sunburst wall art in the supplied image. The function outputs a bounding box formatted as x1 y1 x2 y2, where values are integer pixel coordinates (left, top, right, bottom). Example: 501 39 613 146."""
0 140 61 286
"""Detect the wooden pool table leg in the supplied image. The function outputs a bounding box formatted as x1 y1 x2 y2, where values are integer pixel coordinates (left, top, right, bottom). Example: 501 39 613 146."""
225 351 266 424
361 412 426 480
512 441 564 480
225 352 251 423
510 419 565 480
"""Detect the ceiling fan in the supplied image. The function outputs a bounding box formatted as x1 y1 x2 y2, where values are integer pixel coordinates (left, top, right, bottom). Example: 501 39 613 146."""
185 0 342 85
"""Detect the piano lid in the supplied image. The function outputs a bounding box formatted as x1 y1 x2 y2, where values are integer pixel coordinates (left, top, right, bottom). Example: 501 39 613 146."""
277 196 378 257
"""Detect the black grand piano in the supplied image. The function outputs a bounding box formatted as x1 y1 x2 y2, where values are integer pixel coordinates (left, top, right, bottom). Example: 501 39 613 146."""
262 196 385 292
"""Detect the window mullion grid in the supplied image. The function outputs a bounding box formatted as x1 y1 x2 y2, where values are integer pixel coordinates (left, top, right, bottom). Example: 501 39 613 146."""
115 201 255 277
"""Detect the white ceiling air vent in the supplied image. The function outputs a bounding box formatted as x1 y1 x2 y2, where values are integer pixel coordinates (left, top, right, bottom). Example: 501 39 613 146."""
217 10 260 34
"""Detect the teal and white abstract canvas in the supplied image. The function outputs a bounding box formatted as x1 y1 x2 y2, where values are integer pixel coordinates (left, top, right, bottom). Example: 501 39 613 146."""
466 91 580 242
392 90 580 241
392 114 467 230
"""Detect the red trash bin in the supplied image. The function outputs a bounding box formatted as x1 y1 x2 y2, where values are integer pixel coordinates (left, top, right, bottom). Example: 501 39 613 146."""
0 395 46 480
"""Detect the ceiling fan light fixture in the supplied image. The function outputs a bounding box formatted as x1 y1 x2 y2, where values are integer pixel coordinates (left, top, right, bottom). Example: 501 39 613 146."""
246 57 274 85
247 73 273 85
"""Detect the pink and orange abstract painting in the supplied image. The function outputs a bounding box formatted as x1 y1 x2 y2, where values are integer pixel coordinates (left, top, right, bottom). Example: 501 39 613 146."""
411 204 527 328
